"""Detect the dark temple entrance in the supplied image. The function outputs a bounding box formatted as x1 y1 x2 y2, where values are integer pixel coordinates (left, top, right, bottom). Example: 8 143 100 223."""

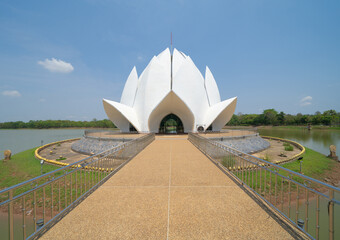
159 114 184 134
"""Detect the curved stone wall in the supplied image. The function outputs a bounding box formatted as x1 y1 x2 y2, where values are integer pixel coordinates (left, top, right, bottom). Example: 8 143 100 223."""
213 134 270 154
71 136 133 155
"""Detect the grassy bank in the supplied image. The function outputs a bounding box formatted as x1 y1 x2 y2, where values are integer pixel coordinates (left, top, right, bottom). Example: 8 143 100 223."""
231 146 338 200
222 146 337 194
0 148 59 190
282 147 335 180
0 148 110 215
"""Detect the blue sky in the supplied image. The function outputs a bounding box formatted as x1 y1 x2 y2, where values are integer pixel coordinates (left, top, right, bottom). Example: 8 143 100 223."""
0 0 339 122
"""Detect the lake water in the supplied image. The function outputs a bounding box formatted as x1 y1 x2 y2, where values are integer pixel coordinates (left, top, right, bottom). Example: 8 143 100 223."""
258 127 340 155
0 129 85 155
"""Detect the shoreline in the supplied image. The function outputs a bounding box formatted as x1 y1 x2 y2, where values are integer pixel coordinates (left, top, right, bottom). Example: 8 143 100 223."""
0 127 119 130
0 124 339 130
224 125 340 130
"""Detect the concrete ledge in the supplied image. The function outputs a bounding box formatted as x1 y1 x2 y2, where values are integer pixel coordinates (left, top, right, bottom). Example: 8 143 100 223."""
35 138 124 172
35 138 80 167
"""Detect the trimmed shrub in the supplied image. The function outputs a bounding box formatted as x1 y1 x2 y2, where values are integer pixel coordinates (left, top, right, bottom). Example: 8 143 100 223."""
284 144 294 151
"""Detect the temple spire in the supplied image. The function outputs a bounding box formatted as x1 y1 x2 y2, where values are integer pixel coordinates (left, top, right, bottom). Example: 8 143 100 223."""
171 32 173 55
170 32 173 90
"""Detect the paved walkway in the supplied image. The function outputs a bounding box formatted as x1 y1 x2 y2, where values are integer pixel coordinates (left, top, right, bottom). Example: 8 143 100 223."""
42 137 294 240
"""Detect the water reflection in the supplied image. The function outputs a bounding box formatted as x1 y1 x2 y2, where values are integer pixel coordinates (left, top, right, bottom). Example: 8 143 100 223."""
258 128 340 155
0 129 85 154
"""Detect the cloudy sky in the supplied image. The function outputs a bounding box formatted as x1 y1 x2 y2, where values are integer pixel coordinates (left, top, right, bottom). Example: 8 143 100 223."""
0 0 339 122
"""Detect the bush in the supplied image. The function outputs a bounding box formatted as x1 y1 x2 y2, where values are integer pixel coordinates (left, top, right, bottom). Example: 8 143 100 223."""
263 153 270 161
283 142 290 147
221 156 235 168
284 145 294 151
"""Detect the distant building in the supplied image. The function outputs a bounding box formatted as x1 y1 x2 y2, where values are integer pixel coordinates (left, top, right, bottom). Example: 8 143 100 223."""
103 48 237 133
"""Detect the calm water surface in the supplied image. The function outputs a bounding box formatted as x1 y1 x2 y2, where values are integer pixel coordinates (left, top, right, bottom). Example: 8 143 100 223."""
0 129 85 155
258 128 340 155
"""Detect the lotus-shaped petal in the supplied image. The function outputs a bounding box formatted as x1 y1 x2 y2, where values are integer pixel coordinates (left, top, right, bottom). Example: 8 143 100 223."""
103 48 237 132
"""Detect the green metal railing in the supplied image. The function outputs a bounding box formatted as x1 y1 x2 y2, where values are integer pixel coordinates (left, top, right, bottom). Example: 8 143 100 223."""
189 133 340 240
0 133 155 240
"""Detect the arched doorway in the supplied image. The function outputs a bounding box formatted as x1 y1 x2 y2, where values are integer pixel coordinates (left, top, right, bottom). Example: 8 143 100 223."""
159 114 184 134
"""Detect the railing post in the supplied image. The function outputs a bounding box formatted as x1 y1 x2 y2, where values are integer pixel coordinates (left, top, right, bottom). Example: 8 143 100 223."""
296 185 300 224
241 156 244 182
22 195 26 239
33 190 37 232
305 185 309 232
51 182 54 218
288 175 291 218
329 190 334 240
8 189 14 240
316 195 320 240
43 186 46 224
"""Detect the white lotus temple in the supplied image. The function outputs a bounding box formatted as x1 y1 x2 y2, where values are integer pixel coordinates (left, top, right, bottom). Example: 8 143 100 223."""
103 48 237 133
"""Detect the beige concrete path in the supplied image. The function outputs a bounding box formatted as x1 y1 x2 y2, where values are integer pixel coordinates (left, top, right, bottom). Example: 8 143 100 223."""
42 137 294 240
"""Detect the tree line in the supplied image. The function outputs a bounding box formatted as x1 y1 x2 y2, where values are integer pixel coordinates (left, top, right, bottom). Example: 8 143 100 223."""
227 109 340 126
1 109 339 129
0 119 116 129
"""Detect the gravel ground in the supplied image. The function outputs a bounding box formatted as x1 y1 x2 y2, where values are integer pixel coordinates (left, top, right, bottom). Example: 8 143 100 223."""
252 138 301 163
39 140 89 164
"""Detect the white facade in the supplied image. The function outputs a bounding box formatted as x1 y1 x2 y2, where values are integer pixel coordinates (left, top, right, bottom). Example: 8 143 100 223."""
103 48 237 133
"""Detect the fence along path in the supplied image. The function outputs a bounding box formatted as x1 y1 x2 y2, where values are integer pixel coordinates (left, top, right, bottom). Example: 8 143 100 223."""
41 136 296 240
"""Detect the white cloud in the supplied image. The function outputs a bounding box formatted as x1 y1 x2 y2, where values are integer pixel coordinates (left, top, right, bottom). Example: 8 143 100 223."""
137 55 143 61
39 98 46 102
2 90 21 97
38 58 74 73
301 96 312 102
300 101 311 106
300 96 312 106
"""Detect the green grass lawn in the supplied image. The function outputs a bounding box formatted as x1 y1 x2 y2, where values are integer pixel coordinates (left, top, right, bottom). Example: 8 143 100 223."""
282 147 334 180
232 147 337 198
0 148 60 190
0 148 111 212
223 146 336 196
